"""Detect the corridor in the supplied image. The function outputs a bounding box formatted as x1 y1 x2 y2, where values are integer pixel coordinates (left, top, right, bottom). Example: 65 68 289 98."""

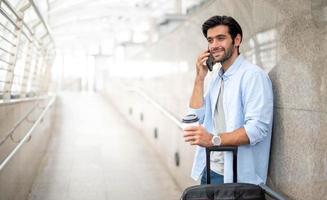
0 0 325 199
27 92 181 200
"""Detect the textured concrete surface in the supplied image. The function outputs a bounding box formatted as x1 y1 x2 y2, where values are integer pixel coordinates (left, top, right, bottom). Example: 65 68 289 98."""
27 92 181 200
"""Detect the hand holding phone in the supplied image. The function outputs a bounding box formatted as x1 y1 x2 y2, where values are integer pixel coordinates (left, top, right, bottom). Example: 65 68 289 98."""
206 53 215 72
195 50 211 80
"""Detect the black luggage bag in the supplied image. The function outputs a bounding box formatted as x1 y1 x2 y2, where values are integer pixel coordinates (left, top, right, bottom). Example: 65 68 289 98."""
181 146 266 200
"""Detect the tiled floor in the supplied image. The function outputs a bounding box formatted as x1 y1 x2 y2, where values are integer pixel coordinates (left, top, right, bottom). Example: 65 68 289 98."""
28 92 182 200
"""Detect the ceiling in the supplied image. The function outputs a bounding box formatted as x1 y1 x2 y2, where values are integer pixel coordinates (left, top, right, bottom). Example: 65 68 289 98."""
34 0 207 55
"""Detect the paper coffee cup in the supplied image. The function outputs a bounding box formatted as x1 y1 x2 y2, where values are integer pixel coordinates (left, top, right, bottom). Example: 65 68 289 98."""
182 114 199 130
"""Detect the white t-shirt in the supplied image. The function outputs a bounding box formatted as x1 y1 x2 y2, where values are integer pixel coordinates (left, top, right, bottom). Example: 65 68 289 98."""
211 78 225 175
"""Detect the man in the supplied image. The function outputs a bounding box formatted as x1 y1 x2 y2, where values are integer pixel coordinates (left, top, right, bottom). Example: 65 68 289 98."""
183 15 273 185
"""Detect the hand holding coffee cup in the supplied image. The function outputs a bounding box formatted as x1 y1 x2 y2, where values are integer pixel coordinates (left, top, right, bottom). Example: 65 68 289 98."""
182 114 213 147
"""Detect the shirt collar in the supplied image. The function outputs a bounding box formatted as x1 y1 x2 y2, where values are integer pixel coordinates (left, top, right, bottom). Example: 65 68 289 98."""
218 54 244 80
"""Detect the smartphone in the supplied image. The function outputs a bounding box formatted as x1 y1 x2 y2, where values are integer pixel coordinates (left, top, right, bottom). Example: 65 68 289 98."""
206 53 215 71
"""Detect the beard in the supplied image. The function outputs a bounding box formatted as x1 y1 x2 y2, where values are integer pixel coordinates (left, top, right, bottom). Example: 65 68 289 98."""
214 44 233 63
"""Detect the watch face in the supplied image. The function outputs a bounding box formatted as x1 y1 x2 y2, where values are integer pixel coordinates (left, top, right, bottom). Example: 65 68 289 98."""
213 136 221 146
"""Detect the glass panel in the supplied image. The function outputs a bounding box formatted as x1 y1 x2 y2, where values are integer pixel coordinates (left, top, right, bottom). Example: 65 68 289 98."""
26 45 37 94
11 35 28 94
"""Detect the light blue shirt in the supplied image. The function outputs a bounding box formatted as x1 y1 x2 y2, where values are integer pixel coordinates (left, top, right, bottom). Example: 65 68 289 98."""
188 54 273 185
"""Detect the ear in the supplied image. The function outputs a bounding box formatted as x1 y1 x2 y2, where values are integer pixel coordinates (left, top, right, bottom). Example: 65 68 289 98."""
234 34 242 47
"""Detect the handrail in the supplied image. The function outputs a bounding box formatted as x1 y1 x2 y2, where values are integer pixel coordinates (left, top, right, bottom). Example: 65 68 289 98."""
0 101 38 145
126 86 183 129
0 95 56 171
0 94 51 105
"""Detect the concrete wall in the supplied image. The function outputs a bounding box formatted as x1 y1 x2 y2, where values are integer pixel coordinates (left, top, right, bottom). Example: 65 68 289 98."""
0 98 56 200
103 0 326 199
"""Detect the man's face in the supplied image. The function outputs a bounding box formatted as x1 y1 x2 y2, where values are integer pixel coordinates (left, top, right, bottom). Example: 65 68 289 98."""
207 25 234 63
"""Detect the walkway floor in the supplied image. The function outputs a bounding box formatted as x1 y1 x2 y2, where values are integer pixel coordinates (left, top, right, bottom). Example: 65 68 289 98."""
28 92 181 200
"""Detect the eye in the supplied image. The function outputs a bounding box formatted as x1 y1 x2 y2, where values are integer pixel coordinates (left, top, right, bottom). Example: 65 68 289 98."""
217 37 225 41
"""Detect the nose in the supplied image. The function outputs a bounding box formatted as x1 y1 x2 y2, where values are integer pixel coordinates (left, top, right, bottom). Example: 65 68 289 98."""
209 38 220 50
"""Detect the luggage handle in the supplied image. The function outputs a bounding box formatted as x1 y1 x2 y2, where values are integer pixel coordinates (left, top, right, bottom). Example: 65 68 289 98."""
206 146 238 184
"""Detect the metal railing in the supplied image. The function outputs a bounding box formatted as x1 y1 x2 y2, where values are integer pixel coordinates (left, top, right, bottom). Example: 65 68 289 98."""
28 0 54 44
0 101 38 146
0 95 56 171
0 93 50 105
127 86 183 129
0 0 55 99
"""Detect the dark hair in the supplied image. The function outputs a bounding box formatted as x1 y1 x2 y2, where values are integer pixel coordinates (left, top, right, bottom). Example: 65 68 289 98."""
202 15 243 43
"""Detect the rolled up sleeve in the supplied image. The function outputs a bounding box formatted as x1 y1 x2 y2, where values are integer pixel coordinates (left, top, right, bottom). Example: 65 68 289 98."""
187 104 205 124
242 71 273 146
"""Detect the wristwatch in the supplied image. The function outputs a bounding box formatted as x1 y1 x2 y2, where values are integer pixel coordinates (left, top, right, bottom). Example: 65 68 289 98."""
211 135 221 146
